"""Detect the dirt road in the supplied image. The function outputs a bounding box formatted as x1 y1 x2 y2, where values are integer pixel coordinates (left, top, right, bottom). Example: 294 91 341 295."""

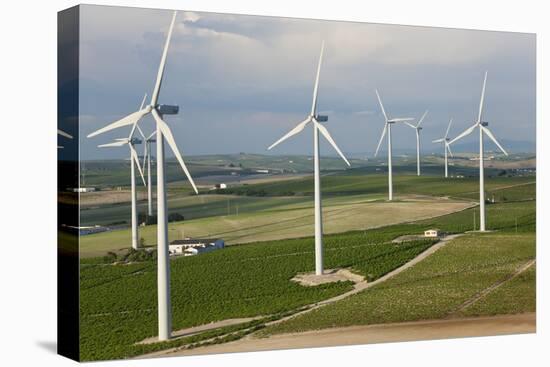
161 313 535 357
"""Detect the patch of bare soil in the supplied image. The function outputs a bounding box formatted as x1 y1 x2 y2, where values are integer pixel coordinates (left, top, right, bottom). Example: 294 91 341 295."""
163 313 535 357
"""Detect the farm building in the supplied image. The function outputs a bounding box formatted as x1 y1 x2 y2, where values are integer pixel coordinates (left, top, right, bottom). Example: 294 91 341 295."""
70 187 96 193
424 229 440 238
215 183 227 189
169 238 225 257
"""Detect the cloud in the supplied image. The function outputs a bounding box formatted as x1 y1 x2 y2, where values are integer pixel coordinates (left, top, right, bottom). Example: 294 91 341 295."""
78 5 535 159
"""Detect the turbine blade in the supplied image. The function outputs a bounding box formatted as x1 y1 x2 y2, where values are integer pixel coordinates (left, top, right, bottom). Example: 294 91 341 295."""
98 140 127 148
478 71 487 123
130 144 146 186
58 129 73 139
150 11 177 106
375 89 388 122
374 123 387 157
388 118 415 122
139 93 148 110
129 96 149 139
135 124 147 140
432 138 445 143
481 126 508 156
448 124 477 145
152 109 198 194
403 121 416 129
267 118 311 150
314 120 350 166
147 130 157 140
444 118 453 138
446 142 454 157
417 110 428 127
310 41 325 116
87 108 149 138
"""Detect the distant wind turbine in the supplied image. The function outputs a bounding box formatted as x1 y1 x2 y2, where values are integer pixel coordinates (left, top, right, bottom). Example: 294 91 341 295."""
403 110 428 176
87 11 197 341
432 118 454 178
374 90 415 200
267 42 350 276
449 71 508 231
98 105 147 250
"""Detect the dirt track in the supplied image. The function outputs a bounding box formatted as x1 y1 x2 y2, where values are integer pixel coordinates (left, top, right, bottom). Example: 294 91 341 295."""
161 313 535 357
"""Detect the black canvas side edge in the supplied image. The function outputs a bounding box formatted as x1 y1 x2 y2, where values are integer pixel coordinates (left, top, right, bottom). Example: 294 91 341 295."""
57 5 80 362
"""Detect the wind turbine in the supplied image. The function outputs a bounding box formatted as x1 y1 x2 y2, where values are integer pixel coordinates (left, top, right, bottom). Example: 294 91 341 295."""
374 90 415 200
87 11 197 341
57 129 73 149
448 71 508 231
142 131 157 217
404 110 428 176
432 118 454 178
98 112 147 250
267 42 350 276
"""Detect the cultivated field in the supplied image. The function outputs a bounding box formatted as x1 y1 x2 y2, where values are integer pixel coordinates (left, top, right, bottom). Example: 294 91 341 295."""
79 194 472 257
76 164 536 360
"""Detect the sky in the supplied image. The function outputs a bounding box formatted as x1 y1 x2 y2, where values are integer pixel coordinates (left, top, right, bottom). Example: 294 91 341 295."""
78 5 536 160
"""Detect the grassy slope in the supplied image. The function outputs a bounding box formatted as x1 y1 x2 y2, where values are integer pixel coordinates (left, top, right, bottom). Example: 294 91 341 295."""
263 232 535 335
458 264 536 317
80 232 435 360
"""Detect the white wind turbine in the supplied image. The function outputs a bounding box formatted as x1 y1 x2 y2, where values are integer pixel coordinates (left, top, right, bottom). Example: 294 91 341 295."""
403 110 428 176
432 118 454 178
57 129 73 149
97 106 147 250
267 42 350 276
448 71 508 231
87 11 197 341
374 90 415 200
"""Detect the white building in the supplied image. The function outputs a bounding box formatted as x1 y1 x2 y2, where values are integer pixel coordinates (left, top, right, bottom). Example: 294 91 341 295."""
71 187 96 193
424 229 440 238
215 183 227 189
169 239 225 257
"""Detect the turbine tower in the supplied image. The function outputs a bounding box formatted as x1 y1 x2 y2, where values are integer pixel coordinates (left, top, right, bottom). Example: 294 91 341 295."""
268 42 350 276
374 90 415 200
142 131 157 217
449 72 508 231
404 110 428 176
432 118 454 178
87 11 197 341
97 113 147 250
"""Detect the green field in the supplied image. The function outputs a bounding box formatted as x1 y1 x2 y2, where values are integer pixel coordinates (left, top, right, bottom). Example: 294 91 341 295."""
79 174 534 257
79 194 471 257
263 231 536 335
80 231 436 360
76 163 536 360
215 171 534 199
79 193 535 360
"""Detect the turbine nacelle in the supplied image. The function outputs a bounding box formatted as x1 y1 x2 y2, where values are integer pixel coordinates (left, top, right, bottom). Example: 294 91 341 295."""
157 104 179 115
315 115 328 122
480 121 489 127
